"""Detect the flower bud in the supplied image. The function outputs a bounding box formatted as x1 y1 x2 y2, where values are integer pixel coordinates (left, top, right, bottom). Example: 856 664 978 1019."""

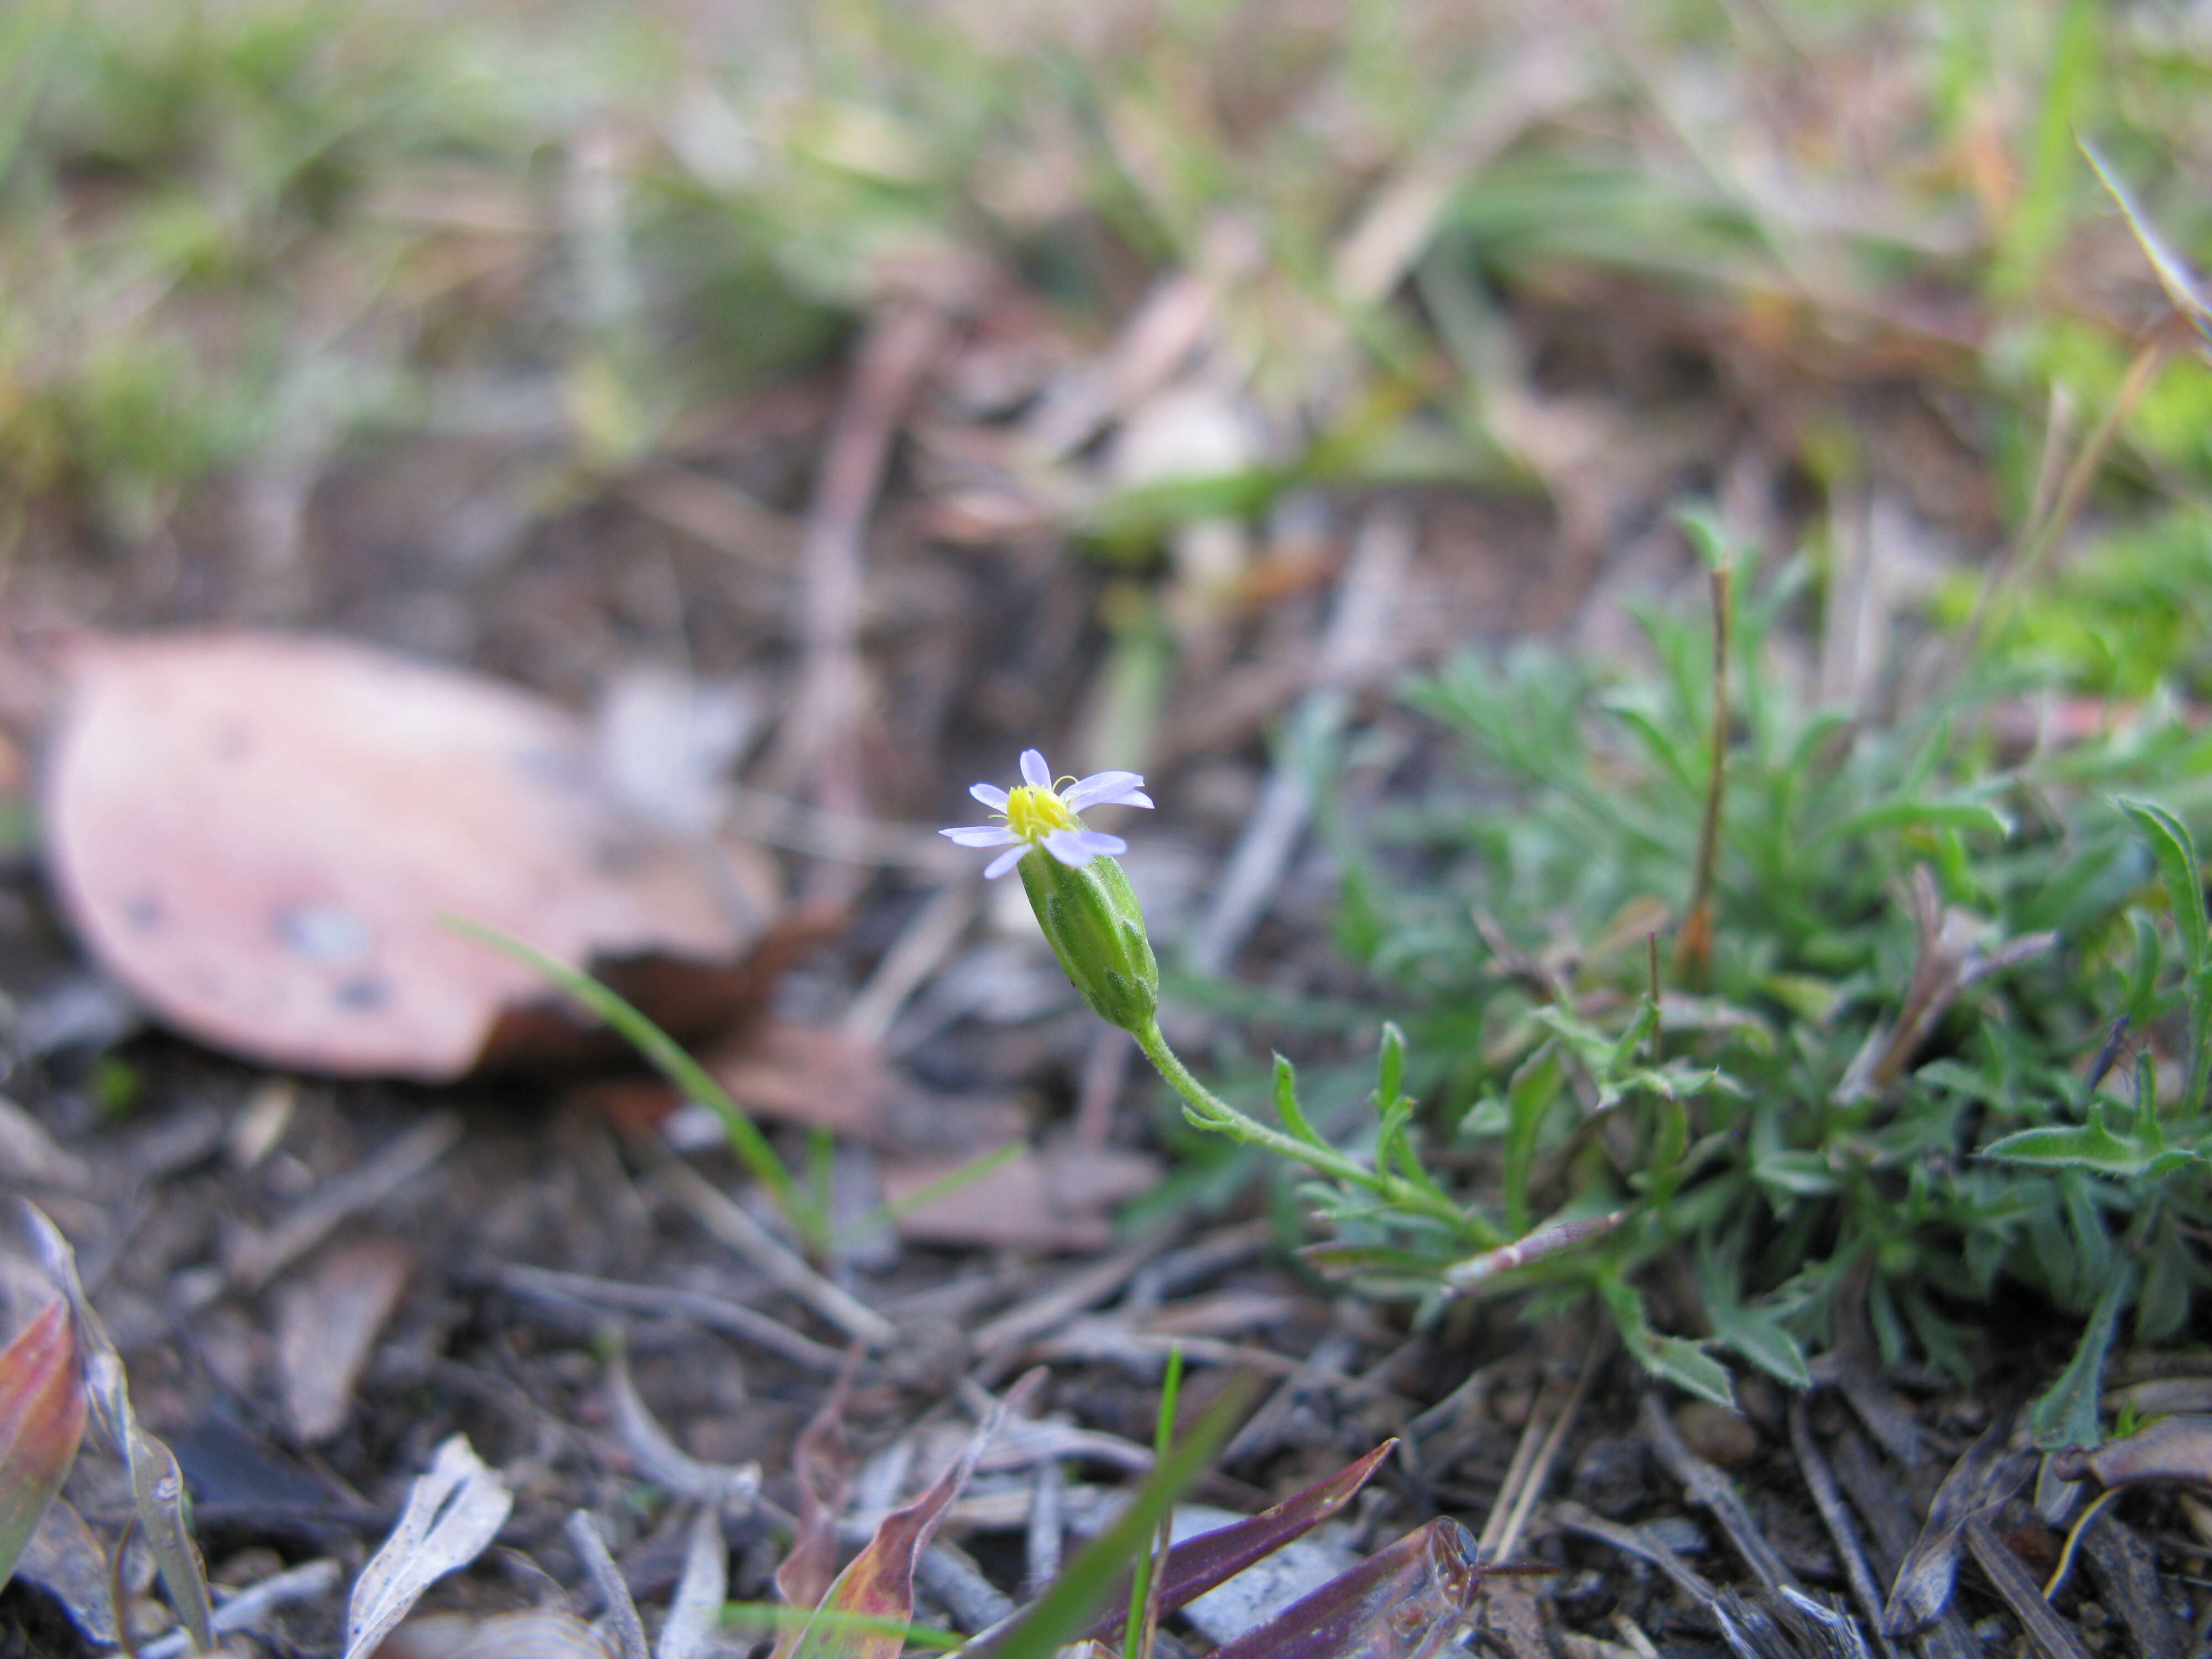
1019 849 1159 1033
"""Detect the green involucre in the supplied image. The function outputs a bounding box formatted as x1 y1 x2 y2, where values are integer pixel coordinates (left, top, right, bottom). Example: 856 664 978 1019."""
1019 849 1160 1034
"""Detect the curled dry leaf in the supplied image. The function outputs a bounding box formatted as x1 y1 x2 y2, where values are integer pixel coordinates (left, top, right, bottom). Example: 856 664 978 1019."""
42 632 778 1080
344 1435 514 1659
373 1610 615 1659
0 1298 87 1590
15 1202 213 1652
1206 1517 1536 1659
2053 1414 2212 1491
783 1374 1041 1659
1077 1440 1395 1646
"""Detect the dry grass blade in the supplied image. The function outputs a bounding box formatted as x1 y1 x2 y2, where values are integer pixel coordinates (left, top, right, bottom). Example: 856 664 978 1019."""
606 1345 762 1512
1786 1401 1899 1659
771 1349 859 1659
2080 138 2212 345
1078 1438 1396 1644
0 1298 84 1590
343 1435 515 1659
1204 1517 1531 1659
657 1506 730 1659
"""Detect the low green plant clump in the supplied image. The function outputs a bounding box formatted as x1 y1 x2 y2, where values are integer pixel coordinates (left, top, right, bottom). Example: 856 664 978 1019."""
1249 529 2212 1438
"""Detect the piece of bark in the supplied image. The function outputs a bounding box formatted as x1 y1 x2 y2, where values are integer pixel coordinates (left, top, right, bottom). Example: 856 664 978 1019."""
275 1238 414 1444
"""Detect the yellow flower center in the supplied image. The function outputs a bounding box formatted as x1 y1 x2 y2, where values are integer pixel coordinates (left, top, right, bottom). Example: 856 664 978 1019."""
1004 784 1077 844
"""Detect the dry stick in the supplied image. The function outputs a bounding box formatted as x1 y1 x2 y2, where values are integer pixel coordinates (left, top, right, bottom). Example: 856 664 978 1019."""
641 1140 896 1347
225 1113 462 1290
1787 1399 1901 1659
491 1260 846 1373
1673 559 1730 990
567 1511 651 1659
1475 1389 1554 1562
1493 1326 1609 1561
1962 1515 2095 1659
1640 1391 1798 1596
843 878 979 1046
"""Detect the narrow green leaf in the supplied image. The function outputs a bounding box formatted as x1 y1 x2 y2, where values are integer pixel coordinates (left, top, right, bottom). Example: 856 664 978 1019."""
2030 1262 2137 1450
2117 797 2208 978
974 1377 1259 1659
1981 1113 2205 1179
1705 1297 1810 1391
1601 1276 1736 1409
2081 138 2212 345
1827 799 2012 844
722 1607 962 1650
1271 1056 1328 1152
2118 796 2212 1109
445 916 820 1250
1376 1024 1406 1112
1501 1051 1563 1235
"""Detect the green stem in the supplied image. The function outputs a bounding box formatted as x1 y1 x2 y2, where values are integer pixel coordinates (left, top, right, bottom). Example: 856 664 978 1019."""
1132 1021 1472 1234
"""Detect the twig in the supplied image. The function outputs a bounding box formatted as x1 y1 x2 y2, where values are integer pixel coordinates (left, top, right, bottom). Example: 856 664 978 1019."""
491 1260 846 1373
1640 1391 1798 1595
641 1140 896 1347
843 879 979 1045
224 1114 462 1290
1493 1325 1608 1561
972 1231 1181 1357
1551 1500 1721 1605
768 298 950 904
1960 328 2173 663
723 787 967 870
1788 1399 1901 1659
567 1511 651 1659
134 1561 343 1659
1963 1514 2094 1659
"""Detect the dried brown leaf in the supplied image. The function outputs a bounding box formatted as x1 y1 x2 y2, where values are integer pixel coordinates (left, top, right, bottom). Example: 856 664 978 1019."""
275 1238 414 1444
43 632 769 1079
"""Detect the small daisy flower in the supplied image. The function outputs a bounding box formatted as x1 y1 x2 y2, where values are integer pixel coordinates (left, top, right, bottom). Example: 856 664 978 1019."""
941 748 1154 879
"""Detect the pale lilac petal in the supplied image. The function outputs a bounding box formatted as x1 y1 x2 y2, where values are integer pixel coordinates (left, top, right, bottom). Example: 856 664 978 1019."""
1068 828 1127 858
943 825 1021 847
1019 748 1053 790
1062 771 1146 811
1042 827 1100 867
983 844 1029 879
970 782 1010 811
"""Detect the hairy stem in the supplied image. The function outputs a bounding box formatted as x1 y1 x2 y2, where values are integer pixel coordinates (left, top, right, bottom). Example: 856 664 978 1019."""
1131 1021 1471 1235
